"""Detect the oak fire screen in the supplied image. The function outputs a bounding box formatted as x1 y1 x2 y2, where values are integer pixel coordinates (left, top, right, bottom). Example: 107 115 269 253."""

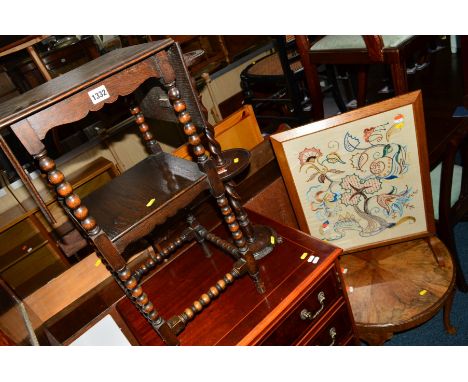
270 91 435 252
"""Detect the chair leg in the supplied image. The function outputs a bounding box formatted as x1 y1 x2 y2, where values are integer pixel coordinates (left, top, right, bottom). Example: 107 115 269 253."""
240 76 254 106
295 35 324 121
390 60 409 95
438 221 468 292
326 64 348 113
305 66 325 121
356 65 368 107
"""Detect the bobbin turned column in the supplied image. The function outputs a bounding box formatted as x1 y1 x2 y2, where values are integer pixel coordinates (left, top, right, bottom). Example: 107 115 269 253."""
35 149 179 346
203 117 256 243
36 151 100 236
165 82 251 255
199 93 278 260
130 104 162 155
165 80 267 295
117 267 179 345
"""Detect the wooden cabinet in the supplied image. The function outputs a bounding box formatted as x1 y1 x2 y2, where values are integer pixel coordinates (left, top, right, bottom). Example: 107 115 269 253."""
260 268 351 345
115 210 359 345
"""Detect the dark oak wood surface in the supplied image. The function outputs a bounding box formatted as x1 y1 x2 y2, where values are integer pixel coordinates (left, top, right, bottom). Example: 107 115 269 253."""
116 210 350 345
0 39 172 131
41 140 280 343
83 152 208 250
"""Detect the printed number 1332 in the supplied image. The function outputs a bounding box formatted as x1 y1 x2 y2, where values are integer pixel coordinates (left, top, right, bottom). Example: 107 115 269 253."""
88 85 110 105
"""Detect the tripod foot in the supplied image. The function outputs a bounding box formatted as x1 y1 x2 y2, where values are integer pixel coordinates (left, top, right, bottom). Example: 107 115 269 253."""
247 225 282 260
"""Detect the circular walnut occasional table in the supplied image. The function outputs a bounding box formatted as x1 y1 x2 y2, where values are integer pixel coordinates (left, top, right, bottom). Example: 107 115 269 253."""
339 236 456 345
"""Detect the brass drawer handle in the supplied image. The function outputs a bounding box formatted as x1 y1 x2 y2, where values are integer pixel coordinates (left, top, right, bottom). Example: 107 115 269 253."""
328 327 337 346
300 291 325 321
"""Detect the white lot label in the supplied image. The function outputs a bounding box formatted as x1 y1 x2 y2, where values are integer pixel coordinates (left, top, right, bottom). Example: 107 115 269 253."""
88 85 110 105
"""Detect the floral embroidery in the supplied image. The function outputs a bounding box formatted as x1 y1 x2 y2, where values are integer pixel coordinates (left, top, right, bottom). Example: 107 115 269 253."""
298 114 416 243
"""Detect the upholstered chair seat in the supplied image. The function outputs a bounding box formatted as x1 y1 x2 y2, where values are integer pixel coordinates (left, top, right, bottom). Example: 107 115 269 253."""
310 35 414 51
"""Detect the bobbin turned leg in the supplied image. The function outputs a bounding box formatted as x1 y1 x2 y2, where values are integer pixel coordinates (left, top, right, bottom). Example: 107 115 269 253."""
165 81 267 294
36 150 178 346
164 82 247 253
196 92 280 260
225 180 281 261
117 267 179 345
36 151 99 236
216 194 265 294
225 181 255 242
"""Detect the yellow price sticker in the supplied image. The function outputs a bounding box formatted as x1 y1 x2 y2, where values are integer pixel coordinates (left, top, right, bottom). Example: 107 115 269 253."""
146 198 156 207
234 157 239 163
270 236 275 245
300 252 308 260
95 259 102 267
419 289 427 296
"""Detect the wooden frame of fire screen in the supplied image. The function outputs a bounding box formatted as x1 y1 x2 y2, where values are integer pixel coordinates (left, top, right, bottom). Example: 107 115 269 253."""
270 90 435 253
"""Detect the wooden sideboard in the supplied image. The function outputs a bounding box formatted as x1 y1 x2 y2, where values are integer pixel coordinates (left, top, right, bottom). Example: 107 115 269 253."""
115 210 359 345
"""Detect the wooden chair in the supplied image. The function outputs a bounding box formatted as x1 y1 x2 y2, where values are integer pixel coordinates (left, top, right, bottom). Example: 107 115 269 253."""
240 36 310 129
295 35 432 121
240 36 346 131
430 118 468 291
2 39 278 345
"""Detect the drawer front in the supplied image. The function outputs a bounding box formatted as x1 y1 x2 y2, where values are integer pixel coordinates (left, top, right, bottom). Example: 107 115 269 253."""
1 243 68 298
261 268 342 345
0 219 39 259
301 303 353 346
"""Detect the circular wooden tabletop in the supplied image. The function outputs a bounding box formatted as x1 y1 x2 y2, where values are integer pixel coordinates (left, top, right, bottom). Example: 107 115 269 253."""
339 236 455 340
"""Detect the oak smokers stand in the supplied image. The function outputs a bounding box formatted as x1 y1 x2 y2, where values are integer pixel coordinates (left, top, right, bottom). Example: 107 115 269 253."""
0 39 277 345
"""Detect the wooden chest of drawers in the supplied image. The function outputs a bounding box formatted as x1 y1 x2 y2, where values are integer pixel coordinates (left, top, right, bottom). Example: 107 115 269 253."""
116 210 359 345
